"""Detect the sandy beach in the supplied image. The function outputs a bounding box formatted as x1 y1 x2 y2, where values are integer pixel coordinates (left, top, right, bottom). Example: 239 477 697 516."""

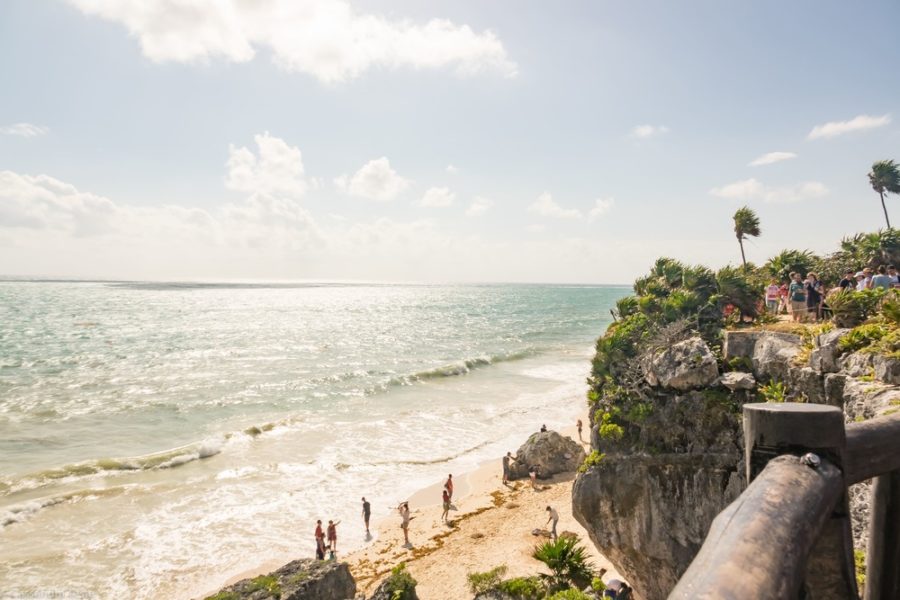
207 417 622 600
343 419 622 599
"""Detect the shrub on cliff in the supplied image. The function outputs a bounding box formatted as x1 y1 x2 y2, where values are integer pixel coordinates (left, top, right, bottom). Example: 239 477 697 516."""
467 565 508 595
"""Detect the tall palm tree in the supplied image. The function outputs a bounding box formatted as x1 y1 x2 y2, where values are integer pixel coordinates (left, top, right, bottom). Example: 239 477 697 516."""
869 160 900 229
733 206 761 268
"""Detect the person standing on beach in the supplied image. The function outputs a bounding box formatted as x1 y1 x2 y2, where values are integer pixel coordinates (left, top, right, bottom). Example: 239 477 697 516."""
502 452 517 485
529 465 538 490
314 520 326 560
545 506 559 541
441 489 450 523
399 502 411 545
444 474 454 501
576 419 583 441
326 519 340 554
361 497 371 535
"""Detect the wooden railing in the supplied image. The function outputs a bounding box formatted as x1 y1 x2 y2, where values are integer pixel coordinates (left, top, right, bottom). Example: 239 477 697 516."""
670 403 900 600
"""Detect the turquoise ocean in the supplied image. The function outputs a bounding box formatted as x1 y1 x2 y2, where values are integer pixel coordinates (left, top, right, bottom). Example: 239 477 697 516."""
0 282 628 599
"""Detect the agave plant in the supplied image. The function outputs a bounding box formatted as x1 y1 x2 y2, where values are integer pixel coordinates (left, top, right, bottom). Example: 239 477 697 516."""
532 536 595 593
827 288 885 328
869 160 900 229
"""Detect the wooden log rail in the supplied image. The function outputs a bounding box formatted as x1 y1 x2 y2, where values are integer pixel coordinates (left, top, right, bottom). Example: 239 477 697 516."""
670 404 900 600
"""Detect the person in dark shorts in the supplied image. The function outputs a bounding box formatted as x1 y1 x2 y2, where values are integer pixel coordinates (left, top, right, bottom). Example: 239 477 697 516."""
361 497 371 535
577 419 583 441
314 519 325 560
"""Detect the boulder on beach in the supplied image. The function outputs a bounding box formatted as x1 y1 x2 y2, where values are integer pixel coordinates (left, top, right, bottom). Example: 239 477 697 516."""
205 559 357 600
508 430 585 481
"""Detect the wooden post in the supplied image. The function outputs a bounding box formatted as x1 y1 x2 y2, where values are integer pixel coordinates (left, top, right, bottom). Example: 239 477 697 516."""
743 403 857 599
865 470 900 600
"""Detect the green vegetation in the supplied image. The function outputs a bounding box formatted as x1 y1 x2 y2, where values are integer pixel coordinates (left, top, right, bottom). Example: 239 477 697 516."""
839 323 890 354
467 565 508 595
578 451 605 474
725 356 753 372
733 206 761 268
759 380 787 403
204 593 240 600
546 589 593 600
854 548 867 589
869 159 900 229
246 575 281 598
532 536 595 593
829 288 886 327
597 411 624 441
591 577 606 592
383 563 417 600
495 576 545 599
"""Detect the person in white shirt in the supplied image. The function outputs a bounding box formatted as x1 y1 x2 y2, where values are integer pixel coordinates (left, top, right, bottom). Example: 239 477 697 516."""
545 506 559 540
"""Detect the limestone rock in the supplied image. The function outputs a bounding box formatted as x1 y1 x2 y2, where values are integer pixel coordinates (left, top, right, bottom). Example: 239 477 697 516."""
722 330 763 362
838 352 874 377
792 366 826 404
367 575 419 600
807 328 849 373
873 354 900 385
573 454 743 600
751 333 801 381
641 337 718 391
207 559 357 600
508 430 585 480
718 371 756 391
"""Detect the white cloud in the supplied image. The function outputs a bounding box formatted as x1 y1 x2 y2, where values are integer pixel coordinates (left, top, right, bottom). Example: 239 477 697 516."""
335 157 410 201
465 196 493 217
631 124 669 139
66 0 517 84
710 178 828 203
419 186 455 207
225 132 307 197
526 224 546 233
528 192 581 219
808 114 891 140
588 197 614 222
0 123 49 138
446 164 459 174
748 151 797 167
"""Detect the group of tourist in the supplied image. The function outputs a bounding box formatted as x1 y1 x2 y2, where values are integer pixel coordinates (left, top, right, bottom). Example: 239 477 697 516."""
764 265 900 322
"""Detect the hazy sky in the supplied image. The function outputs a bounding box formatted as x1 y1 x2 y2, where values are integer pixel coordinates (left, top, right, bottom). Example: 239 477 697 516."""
2 0 899 283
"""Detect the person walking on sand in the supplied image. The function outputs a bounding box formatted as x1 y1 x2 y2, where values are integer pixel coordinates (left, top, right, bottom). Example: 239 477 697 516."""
529 465 538 490
441 489 450 523
361 497 371 535
502 451 517 485
444 474 454 501
326 519 340 553
577 419 583 441
314 520 326 560
398 502 411 545
546 506 559 541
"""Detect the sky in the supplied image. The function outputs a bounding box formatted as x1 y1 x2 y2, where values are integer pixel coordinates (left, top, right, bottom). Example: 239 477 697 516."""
1 0 899 284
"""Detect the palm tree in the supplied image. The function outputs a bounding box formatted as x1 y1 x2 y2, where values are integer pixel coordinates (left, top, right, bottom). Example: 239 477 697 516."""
869 160 900 229
532 535 595 593
733 206 761 268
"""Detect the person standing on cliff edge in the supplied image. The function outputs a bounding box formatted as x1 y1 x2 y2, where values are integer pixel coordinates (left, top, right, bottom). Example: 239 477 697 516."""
314 519 325 560
361 497 371 536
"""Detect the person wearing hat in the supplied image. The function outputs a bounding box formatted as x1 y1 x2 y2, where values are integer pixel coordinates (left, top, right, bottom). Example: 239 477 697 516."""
855 271 867 291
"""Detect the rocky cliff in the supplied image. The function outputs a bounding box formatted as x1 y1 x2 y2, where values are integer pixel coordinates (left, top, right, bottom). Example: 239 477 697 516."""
572 327 900 600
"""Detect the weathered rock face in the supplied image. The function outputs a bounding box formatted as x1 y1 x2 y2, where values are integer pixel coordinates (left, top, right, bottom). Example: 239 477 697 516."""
641 337 718 390
576 328 900 599
508 431 585 480
574 356 748 600
207 559 357 600
718 371 756 391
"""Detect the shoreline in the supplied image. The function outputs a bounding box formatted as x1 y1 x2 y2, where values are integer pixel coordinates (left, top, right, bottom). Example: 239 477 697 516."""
203 415 623 599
